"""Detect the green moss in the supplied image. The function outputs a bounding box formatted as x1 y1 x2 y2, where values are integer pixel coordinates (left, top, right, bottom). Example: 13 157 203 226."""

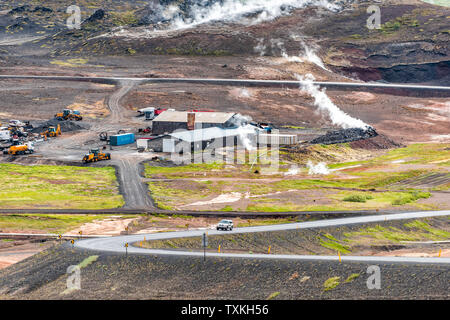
392 191 431 206
267 291 280 300
343 194 373 203
323 277 340 291
319 238 351 254
344 273 360 283
78 255 99 269
110 11 138 26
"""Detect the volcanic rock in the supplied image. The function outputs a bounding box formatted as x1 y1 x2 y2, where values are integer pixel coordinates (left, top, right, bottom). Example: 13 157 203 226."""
310 127 378 145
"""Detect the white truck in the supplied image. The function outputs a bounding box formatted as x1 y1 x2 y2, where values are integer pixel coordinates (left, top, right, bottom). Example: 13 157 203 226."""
216 220 234 231
0 130 11 141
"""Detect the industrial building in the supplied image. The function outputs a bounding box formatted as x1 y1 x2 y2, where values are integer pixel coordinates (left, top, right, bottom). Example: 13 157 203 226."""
151 111 241 135
138 125 298 154
142 125 257 153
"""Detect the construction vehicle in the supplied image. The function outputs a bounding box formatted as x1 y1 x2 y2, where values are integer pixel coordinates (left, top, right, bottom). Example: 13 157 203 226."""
138 107 174 121
41 124 61 138
137 127 152 134
55 109 83 121
82 148 111 163
3 143 34 155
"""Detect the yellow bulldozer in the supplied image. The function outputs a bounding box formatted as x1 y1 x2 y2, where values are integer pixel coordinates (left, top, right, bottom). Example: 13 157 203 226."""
55 109 82 121
82 148 111 163
41 124 61 138
3 143 34 155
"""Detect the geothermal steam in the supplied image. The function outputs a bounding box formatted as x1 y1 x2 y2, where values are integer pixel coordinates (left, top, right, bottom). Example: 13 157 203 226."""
297 74 369 129
306 161 330 175
157 0 339 30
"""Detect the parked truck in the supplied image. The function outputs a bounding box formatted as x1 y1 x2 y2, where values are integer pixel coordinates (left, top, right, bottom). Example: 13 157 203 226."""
3 143 34 155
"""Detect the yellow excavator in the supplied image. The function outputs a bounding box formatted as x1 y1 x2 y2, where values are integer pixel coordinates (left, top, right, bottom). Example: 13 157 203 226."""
82 148 111 163
41 124 61 138
55 109 82 121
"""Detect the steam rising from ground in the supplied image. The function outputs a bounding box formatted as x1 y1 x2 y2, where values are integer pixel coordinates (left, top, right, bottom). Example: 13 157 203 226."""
306 161 330 175
255 38 329 71
153 0 339 30
297 74 369 129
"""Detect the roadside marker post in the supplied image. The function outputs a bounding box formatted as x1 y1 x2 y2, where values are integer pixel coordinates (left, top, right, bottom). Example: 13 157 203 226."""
438 249 442 257
202 233 208 262
78 231 82 240
58 234 62 244
268 246 271 254
218 245 221 253
71 239 74 249
338 251 341 263
125 243 128 257
125 226 129 235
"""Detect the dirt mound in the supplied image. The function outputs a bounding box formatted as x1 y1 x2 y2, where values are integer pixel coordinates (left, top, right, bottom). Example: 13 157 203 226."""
31 120 86 133
310 127 378 145
350 134 403 150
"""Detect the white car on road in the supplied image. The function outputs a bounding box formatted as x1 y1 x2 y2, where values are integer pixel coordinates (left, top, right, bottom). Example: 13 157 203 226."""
216 220 233 231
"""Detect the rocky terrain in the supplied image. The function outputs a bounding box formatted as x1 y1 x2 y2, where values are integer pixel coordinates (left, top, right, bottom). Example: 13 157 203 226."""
0 0 448 84
0 243 448 300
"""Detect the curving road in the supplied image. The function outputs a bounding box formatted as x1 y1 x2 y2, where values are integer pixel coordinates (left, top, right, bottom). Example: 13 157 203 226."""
75 210 450 264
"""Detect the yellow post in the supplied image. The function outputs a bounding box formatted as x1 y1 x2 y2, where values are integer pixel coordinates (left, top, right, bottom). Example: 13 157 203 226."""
144 236 146 242
338 251 341 263
268 246 271 254
438 249 442 257
218 245 221 253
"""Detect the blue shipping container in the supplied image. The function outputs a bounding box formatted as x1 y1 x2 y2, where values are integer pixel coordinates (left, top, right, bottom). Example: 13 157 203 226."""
110 133 135 146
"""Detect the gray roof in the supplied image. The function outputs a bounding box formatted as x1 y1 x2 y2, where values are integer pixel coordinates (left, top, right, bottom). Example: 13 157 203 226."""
169 125 261 143
153 111 235 124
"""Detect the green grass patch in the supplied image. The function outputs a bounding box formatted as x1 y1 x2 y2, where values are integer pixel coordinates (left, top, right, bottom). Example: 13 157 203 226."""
323 277 340 291
344 219 449 243
0 164 124 209
391 191 431 206
78 255 99 269
145 162 224 177
343 194 373 203
319 235 351 254
0 214 121 234
267 291 280 300
344 273 360 283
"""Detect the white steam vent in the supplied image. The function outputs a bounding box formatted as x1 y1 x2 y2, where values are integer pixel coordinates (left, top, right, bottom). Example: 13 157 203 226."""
297 74 369 129
154 0 340 30
306 161 330 175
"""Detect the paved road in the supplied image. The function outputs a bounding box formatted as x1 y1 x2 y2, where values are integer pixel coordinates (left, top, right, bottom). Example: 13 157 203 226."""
1 75 450 92
75 210 450 264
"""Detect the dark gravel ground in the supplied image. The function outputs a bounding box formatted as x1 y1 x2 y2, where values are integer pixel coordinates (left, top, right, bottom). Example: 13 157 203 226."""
0 243 448 300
